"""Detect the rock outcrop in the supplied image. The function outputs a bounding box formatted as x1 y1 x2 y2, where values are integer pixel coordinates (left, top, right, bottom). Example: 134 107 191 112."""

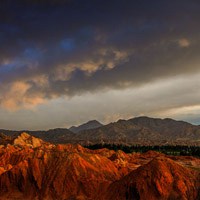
13 132 44 148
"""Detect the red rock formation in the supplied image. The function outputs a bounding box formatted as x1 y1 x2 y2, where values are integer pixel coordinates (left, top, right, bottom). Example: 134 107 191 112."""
0 134 121 199
0 133 200 200
103 157 200 200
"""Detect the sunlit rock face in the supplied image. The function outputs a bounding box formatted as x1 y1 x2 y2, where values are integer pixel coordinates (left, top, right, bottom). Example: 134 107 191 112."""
13 132 43 148
0 134 121 200
0 133 199 200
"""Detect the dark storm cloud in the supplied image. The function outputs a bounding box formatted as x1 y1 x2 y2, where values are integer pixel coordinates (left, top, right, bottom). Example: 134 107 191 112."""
1 0 200 107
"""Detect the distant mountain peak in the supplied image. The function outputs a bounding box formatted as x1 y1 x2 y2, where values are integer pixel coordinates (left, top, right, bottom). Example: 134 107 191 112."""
84 119 102 124
69 120 103 133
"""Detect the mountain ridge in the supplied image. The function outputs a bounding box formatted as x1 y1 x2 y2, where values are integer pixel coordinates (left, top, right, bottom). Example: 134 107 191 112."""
74 116 200 145
1 116 200 145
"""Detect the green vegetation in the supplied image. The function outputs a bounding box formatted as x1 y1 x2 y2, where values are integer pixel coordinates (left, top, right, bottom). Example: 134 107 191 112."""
84 144 200 157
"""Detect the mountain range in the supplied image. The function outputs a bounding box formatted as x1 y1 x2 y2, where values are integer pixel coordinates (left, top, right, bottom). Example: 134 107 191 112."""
1 116 200 145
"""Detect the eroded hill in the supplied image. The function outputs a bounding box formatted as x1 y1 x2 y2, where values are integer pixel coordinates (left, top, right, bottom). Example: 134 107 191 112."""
0 133 199 199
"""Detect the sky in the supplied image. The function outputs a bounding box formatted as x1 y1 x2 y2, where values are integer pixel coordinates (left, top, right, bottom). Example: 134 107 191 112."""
0 0 200 130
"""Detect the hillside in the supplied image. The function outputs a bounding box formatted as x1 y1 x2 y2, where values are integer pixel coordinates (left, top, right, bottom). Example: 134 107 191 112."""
74 119 162 144
103 157 200 200
74 117 200 145
130 116 200 139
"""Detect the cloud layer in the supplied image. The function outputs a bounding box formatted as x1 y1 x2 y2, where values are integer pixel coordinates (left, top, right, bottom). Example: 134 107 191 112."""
0 0 200 128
